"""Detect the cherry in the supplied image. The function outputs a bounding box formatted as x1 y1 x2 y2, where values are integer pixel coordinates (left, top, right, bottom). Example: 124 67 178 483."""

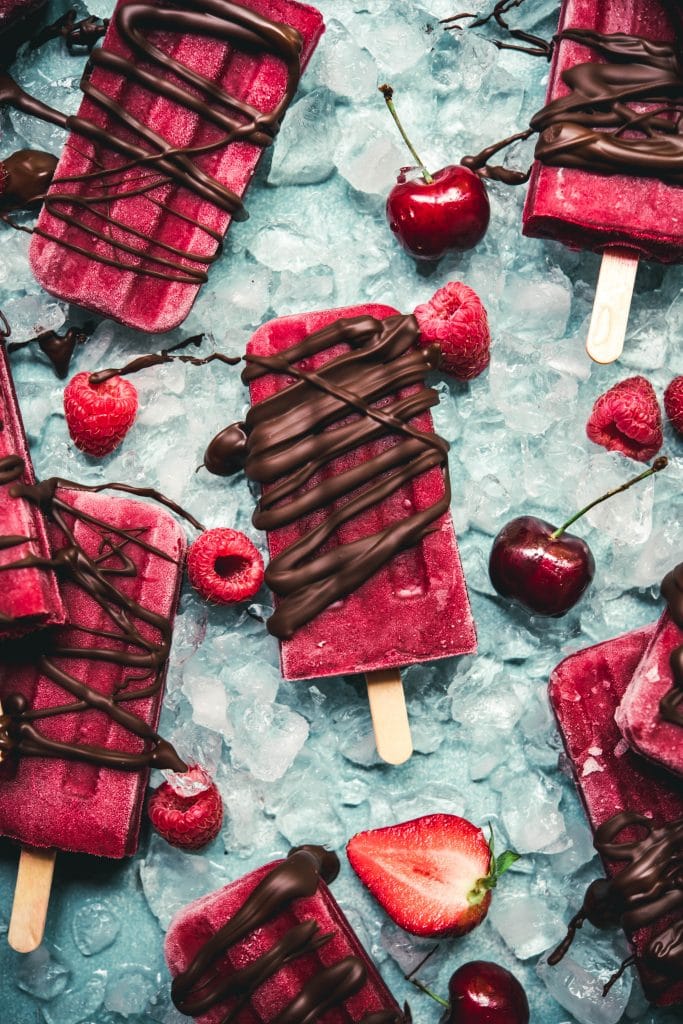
380 85 490 260
489 457 668 616
447 962 529 1024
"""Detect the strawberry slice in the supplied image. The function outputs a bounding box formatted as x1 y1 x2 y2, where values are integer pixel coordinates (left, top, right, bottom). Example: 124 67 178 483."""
347 814 519 938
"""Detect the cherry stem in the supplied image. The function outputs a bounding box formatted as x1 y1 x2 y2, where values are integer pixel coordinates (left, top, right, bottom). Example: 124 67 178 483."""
379 84 434 184
550 456 668 540
405 977 449 1009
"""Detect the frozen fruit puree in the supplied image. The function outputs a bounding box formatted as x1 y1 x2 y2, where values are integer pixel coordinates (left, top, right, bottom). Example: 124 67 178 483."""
0 338 63 636
523 0 683 261
0 483 186 858
220 305 476 680
166 845 404 1024
29 0 324 332
616 563 683 776
549 627 683 1006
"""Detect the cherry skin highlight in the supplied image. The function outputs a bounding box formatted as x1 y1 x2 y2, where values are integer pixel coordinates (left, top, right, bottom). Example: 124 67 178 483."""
386 165 490 260
489 516 595 617
447 961 529 1024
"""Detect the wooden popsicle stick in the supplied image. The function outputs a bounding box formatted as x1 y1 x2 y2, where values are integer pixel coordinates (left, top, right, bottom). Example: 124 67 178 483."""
585 248 639 364
365 668 413 765
8 847 56 953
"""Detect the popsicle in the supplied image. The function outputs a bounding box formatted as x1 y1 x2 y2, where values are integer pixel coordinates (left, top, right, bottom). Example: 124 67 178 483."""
212 305 476 763
27 0 324 333
0 481 186 951
0 330 64 636
548 626 683 1006
165 845 406 1024
522 0 683 363
615 563 683 777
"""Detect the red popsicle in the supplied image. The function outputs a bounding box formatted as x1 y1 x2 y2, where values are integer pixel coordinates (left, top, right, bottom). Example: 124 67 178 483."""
616 611 683 778
28 0 323 333
0 483 186 952
549 627 683 1006
235 305 475 762
0 336 64 636
522 0 683 362
165 845 405 1024
0 486 186 857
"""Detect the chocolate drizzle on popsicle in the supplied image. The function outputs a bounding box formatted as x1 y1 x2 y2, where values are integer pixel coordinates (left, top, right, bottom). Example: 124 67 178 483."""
549 813 683 994
659 562 683 726
0 461 186 774
0 0 304 283
463 26 683 186
172 846 404 1023
206 313 450 640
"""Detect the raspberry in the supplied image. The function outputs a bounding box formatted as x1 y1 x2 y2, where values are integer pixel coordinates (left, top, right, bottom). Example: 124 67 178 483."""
664 376 683 436
414 281 491 380
586 376 663 462
148 765 223 851
63 371 138 457
187 528 264 604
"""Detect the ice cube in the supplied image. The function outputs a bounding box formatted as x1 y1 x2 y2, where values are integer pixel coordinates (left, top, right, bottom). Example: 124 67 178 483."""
72 901 121 956
537 938 632 1024
228 698 309 782
16 946 70 1000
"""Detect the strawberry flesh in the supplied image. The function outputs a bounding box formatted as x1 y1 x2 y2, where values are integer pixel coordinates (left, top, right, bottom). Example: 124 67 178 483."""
347 813 492 938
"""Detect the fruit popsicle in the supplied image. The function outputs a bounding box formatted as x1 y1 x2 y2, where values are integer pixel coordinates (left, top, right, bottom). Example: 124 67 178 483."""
0 484 186 858
549 626 683 1006
166 845 405 1024
238 306 476 681
616 563 683 777
28 0 324 333
0 335 64 636
522 0 683 362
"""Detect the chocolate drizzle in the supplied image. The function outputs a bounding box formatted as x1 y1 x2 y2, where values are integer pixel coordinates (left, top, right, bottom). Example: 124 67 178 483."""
89 334 240 386
8 323 93 378
172 846 402 1023
549 813 683 993
0 461 186 774
659 562 683 726
206 314 450 640
463 26 683 186
30 7 109 53
0 0 304 283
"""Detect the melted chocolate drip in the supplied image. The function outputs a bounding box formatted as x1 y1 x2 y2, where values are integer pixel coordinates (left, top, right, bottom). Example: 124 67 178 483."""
30 8 109 53
8 324 92 378
549 813 683 989
0 459 187 774
89 334 240 386
203 421 248 476
0 1 304 283
207 314 450 640
0 149 57 209
172 846 400 1022
442 0 553 59
659 562 683 726
463 26 683 185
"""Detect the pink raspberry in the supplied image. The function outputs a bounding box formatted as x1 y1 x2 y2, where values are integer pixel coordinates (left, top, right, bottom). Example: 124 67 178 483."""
586 376 663 462
414 281 491 381
664 376 683 436
148 765 223 851
187 528 264 604
64 371 138 457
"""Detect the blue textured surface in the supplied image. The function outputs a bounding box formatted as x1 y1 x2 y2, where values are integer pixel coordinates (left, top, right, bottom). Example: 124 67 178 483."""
0 1 681 1022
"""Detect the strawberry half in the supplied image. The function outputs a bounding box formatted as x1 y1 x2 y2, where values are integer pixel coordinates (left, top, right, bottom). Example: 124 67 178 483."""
347 814 519 938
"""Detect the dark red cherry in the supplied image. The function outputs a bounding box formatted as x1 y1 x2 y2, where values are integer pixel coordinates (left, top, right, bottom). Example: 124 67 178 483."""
488 458 668 617
489 515 594 617
386 164 490 260
447 961 529 1024
379 84 489 262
